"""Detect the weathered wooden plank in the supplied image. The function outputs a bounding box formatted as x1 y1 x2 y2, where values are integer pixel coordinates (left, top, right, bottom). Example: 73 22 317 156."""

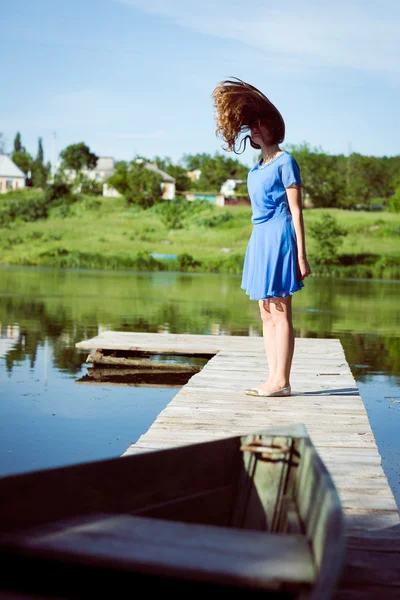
74 331 400 594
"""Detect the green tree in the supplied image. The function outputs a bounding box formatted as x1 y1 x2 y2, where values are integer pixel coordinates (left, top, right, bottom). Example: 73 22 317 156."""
107 157 163 208
181 152 249 192
30 137 49 188
13 132 23 153
0 132 6 154
346 154 387 207
36 137 44 164
383 156 400 197
126 158 163 207
11 132 32 176
387 187 400 213
106 161 131 197
309 213 347 266
32 161 50 189
60 142 98 171
286 143 346 208
12 149 33 175
152 156 190 192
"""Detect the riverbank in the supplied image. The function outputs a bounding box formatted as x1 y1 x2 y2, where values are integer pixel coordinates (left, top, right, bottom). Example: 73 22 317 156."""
1 190 399 278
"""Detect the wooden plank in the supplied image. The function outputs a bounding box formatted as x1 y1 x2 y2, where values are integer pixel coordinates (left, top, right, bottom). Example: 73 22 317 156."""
74 331 400 595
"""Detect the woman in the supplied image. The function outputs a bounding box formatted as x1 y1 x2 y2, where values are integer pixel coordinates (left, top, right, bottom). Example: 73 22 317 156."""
212 77 311 397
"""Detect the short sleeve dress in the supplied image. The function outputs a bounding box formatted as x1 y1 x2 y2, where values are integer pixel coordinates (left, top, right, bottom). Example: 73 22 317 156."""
241 151 304 301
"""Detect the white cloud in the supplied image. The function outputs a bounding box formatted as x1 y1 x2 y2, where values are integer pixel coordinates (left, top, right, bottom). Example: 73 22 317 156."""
117 0 400 75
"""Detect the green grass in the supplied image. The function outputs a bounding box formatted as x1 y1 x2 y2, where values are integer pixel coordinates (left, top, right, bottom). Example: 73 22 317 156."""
0 190 399 277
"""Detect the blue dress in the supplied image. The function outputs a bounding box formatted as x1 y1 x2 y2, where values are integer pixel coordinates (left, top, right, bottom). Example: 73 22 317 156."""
241 151 304 301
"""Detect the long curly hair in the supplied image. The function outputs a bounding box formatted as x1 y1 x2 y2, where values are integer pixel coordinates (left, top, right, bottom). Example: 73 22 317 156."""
212 77 285 154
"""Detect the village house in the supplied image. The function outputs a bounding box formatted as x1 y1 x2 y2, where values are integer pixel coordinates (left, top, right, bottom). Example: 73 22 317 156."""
0 155 26 193
103 159 176 200
62 156 115 187
61 155 177 200
220 178 246 197
186 169 201 183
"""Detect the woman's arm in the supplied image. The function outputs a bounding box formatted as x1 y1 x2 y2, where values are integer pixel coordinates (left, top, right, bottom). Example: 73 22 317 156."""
286 184 311 279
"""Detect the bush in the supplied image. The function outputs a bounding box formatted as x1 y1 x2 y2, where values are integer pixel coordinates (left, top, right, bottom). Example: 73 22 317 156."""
155 198 190 229
198 212 233 228
388 188 400 213
309 213 347 265
44 181 73 206
0 193 48 225
177 253 201 271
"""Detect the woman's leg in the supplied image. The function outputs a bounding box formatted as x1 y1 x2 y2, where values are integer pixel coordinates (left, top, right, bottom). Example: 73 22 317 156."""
258 295 294 392
258 299 277 384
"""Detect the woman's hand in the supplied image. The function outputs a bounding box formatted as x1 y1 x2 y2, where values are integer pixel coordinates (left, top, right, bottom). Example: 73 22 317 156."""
299 257 312 280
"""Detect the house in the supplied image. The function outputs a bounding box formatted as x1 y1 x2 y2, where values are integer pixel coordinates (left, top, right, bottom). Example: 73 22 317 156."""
145 162 176 200
63 157 116 186
185 192 225 207
103 160 176 200
0 155 26 193
91 157 115 182
187 169 201 183
220 178 246 197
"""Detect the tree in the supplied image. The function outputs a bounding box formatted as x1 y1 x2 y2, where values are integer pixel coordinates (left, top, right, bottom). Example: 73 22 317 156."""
181 152 249 192
388 186 400 213
13 132 23 154
152 156 190 192
60 142 98 171
308 213 347 266
36 137 44 164
0 132 6 155
285 143 346 208
106 157 163 208
346 154 387 207
29 137 49 188
32 161 50 189
12 148 33 175
106 161 131 197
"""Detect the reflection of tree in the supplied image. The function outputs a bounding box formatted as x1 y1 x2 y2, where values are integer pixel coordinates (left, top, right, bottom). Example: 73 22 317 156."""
382 336 400 378
0 296 86 374
341 333 400 383
0 272 399 382
51 342 88 374
293 278 340 339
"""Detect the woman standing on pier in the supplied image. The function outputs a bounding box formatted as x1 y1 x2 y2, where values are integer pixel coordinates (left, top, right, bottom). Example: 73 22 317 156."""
212 77 311 397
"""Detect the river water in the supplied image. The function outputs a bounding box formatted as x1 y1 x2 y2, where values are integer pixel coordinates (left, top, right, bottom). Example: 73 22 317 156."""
0 266 399 508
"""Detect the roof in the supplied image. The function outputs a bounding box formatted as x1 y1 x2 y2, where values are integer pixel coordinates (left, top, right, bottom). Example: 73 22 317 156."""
95 157 115 172
145 162 175 182
0 155 26 178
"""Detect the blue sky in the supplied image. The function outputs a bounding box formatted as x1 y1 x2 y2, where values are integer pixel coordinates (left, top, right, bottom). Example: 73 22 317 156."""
1 0 399 169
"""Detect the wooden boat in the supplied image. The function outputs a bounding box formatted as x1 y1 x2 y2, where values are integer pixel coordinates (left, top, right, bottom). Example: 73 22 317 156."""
0 424 345 599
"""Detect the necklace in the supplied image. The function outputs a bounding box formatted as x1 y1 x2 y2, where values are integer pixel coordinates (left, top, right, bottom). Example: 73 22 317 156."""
259 150 284 169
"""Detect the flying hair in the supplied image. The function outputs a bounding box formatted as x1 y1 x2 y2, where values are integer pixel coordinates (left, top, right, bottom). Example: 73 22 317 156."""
212 77 285 153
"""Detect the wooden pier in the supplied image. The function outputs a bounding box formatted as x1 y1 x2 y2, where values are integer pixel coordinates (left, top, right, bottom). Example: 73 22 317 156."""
76 331 400 599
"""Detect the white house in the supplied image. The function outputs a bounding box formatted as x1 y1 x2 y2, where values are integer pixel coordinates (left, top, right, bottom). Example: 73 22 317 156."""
0 155 26 193
220 178 246 197
103 160 176 200
63 156 116 187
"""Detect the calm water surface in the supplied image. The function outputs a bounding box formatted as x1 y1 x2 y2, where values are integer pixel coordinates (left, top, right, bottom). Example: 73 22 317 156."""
0 267 399 508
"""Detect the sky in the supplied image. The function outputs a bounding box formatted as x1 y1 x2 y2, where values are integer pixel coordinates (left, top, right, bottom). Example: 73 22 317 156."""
1 0 399 169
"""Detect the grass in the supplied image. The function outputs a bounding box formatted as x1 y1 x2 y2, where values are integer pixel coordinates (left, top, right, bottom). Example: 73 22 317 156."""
0 190 399 277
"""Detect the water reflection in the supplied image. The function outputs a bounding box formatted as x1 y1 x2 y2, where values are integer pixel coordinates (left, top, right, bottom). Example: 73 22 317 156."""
0 267 399 504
